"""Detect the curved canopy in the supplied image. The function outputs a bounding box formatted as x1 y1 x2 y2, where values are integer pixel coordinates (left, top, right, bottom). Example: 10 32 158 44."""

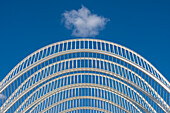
0 38 169 113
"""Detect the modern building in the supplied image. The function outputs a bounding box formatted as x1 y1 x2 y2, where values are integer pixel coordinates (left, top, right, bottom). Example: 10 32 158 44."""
0 39 170 113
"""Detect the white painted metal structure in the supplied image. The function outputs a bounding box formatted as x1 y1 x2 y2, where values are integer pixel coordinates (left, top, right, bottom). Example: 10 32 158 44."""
0 39 169 113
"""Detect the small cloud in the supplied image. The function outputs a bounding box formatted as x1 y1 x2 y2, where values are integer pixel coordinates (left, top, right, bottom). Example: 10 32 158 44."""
62 5 109 37
0 94 6 100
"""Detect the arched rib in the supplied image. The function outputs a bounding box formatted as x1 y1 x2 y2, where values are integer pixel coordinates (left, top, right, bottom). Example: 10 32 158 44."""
14 81 155 113
1 39 169 94
59 107 111 113
30 97 133 113
3 57 169 112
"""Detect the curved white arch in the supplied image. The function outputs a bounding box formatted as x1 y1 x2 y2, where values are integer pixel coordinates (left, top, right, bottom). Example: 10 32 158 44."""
19 85 145 113
59 107 112 113
3 57 169 112
28 84 141 113
35 97 133 113
1 38 170 113
13 78 155 113
1 39 169 93
50 107 112 113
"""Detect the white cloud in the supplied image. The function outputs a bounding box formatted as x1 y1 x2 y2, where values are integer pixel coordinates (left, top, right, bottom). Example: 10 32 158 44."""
0 94 6 99
62 6 109 37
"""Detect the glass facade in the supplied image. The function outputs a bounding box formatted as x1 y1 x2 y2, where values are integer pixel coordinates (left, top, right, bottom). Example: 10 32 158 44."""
0 39 169 113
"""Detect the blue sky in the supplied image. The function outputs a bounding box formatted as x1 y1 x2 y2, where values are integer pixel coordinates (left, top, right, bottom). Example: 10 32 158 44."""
0 0 170 81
